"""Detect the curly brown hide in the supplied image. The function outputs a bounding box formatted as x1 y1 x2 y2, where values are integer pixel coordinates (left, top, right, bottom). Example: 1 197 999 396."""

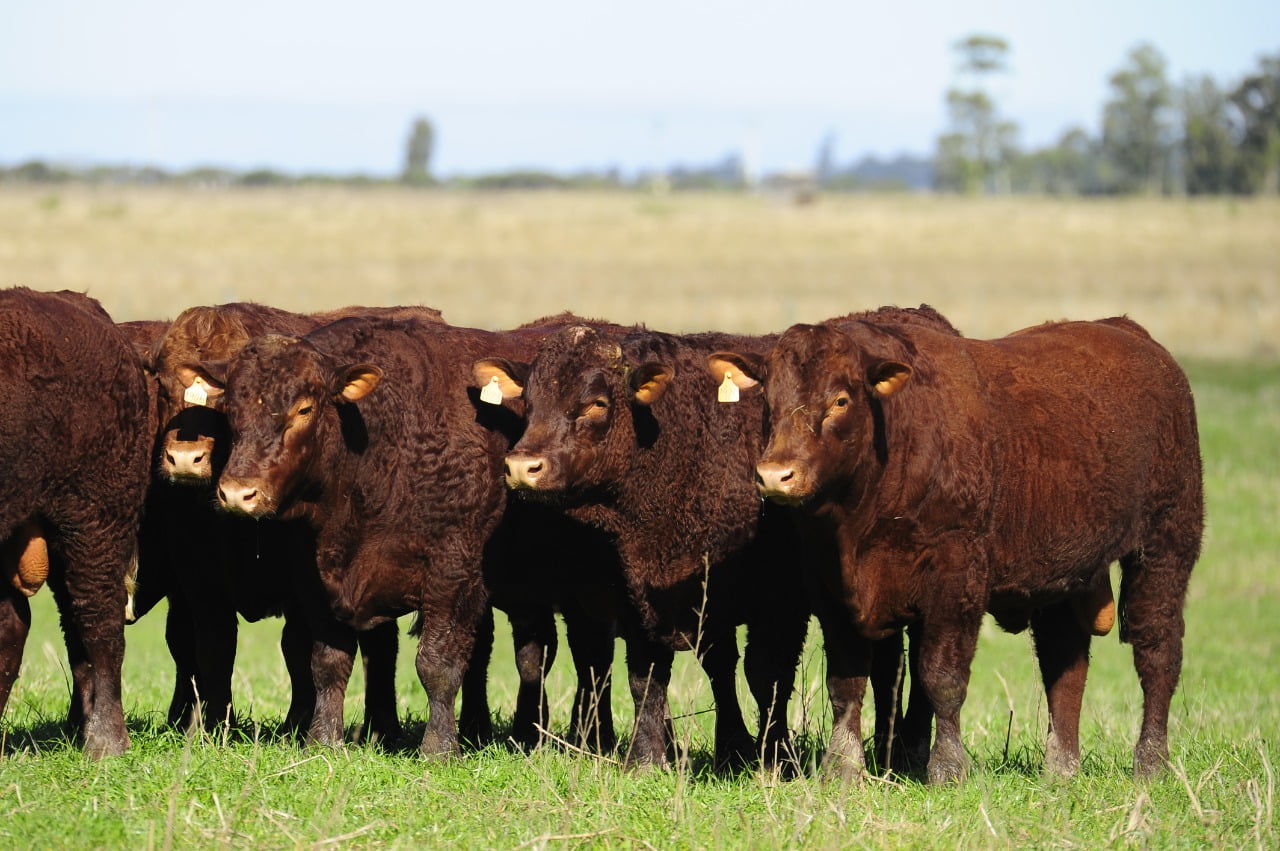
0 287 152 759
738 308 1202 784
132 303 446 741
494 323 815 770
212 316 618 756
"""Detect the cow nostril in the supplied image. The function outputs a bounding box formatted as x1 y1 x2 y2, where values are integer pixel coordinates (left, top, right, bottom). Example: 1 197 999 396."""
779 468 794 483
526 461 542 476
216 487 227 504
165 452 176 466
241 489 258 504
192 453 205 464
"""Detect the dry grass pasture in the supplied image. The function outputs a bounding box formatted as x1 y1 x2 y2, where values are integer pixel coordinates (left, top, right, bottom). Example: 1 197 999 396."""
1 187 1276 357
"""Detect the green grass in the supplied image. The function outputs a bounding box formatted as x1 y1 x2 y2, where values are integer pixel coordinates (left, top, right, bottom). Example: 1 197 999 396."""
1 359 1275 849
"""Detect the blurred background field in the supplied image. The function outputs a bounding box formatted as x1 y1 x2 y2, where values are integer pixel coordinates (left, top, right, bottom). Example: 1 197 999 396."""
1 188 1277 847
1 187 1276 359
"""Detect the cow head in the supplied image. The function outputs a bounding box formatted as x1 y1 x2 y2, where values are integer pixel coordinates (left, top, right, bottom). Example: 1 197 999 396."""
709 322 911 505
203 334 382 519
150 307 252 484
473 325 673 497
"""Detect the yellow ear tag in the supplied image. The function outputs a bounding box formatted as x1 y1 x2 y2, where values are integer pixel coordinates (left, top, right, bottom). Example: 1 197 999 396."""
480 375 504 405
184 376 209 407
717 371 740 403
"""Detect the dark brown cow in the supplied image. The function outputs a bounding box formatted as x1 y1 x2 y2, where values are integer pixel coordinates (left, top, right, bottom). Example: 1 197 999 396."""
475 325 811 770
0 288 152 758
136 302 446 739
710 312 1202 783
202 315 618 756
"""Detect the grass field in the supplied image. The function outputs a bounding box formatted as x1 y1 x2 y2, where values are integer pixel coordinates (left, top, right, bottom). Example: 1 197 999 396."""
1 188 1277 849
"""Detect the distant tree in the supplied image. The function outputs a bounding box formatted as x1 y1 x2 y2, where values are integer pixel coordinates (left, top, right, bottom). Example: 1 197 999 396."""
814 131 838 187
1101 43 1175 194
1010 126 1110 195
1181 75 1240 194
1231 53 1280 194
934 34 1019 193
402 116 436 185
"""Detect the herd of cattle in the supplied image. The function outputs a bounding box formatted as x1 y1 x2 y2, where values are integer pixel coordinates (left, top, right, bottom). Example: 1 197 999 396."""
0 287 1203 785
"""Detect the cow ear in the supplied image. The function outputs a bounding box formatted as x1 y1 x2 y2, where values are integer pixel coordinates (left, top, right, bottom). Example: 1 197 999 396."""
176 363 227 409
630 362 674 405
867 360 912 397
334 363 383 403
707 352 763 388
473 358 527 404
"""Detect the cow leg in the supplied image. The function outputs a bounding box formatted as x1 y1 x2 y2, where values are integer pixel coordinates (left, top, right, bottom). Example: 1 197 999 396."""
898 622 934 772
163 595 200 728
1031 601 1092 777
459 607 494 747
52 537 131 758
816 607 872 783
744 607 806 770
357 621 402 746
190 603 238 729
697 630 754 771
562 601 616 753
44 568 92 733
869 628 905 773
416 574 487 760
917 611 981 785
622 628 675 769
1120 540 1194 778
306 616 357 748
279 607 315 738
507 607 557 750
0 590 31 718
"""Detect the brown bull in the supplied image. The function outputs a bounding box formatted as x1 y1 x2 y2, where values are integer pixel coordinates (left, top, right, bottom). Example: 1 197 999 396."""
1 288 153 758
710 312 1202 783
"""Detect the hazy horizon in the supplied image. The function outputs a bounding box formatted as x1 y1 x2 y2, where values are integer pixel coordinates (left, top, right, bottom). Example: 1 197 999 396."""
3 1 1277 177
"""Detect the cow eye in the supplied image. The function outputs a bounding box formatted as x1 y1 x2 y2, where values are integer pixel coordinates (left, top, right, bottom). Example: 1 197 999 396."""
579 398 609 419
297 404 313 417
834 396 849 408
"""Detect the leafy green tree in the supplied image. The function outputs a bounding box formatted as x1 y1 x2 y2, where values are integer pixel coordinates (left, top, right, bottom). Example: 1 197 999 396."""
934 34 1019 193
402 117 436 185
1101 43 1175 194
1231 53 1280 194
1181 76 1239 194
1011 127 1109 195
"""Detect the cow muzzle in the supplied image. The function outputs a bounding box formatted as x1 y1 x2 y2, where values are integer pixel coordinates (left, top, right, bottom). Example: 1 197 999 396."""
217 476 272 518
162 436 216 483
756 460 809 503
505 453 548 490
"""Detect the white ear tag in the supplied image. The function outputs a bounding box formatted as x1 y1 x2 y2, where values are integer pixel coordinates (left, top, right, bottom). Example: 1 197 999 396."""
717 371 740 403
184 377 209 407
480 375 504 405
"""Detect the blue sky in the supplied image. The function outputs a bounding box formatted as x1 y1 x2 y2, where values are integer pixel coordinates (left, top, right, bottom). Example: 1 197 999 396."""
2 1 1276 176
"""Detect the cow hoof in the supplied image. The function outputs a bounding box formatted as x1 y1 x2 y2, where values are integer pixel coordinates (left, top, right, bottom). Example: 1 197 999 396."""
1044 734 1080 778
713 737 757 774
622 749 670 773
1132 739 1169 779
83 730 130 760
819 752 866 785
305 727 346 749
418 729 460 761
926 741 971 785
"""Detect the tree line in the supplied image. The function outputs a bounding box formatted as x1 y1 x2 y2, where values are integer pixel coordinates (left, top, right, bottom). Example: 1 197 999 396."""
933 36 1280 196
4 37 1276 196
